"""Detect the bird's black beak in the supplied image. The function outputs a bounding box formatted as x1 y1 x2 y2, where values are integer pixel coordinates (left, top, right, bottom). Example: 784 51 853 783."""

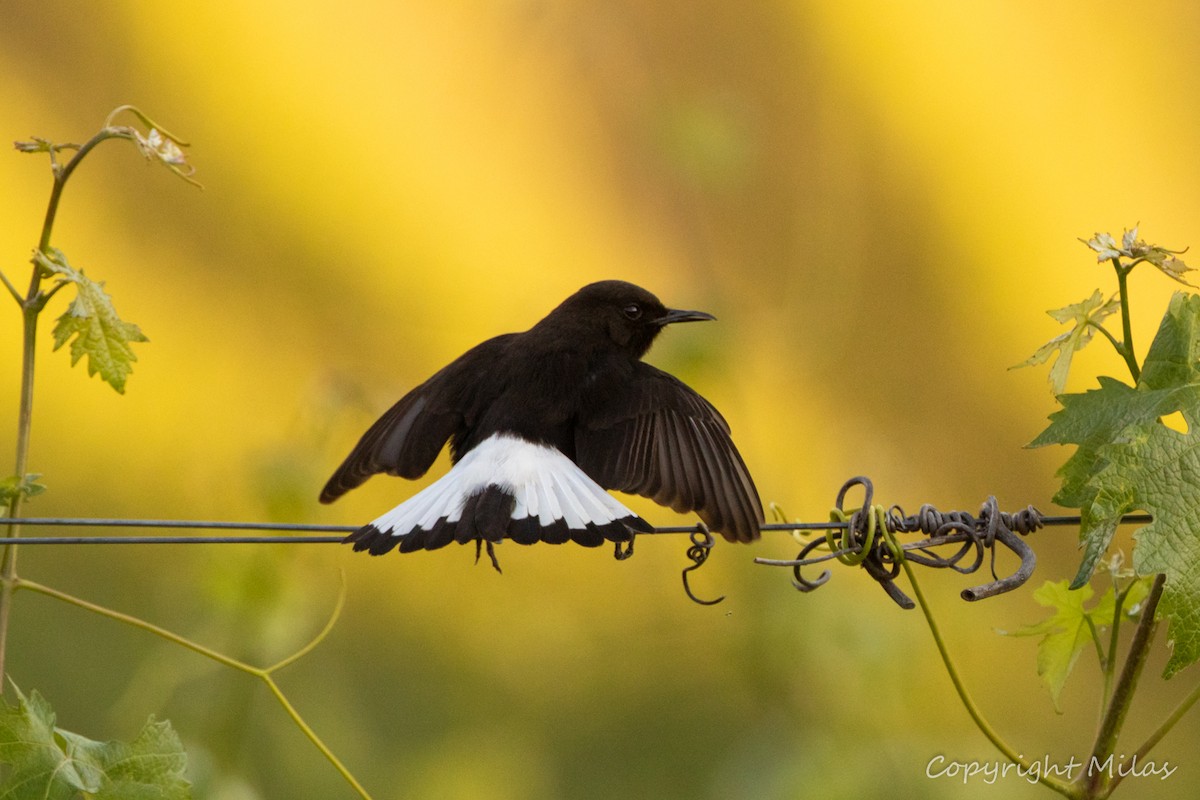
654 308 716 326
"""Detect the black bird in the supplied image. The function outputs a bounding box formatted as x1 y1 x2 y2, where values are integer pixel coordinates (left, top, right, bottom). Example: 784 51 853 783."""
320 280 763 568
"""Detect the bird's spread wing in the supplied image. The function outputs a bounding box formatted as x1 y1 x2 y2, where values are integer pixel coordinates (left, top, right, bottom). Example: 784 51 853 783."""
319 335 513 504
574 362 763 542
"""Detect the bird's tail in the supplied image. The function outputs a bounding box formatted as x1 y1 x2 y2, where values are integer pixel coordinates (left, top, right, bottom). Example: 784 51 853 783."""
344 433 654 557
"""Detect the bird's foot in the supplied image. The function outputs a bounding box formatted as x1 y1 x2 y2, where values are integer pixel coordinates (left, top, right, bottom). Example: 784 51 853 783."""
613 534 635 561
474 538 503 574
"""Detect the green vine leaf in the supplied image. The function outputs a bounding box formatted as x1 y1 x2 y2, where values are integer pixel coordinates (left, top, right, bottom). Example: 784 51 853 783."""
1014 289 1121 394
1000 579 1143 711
1031 292 1200 677
1082 225 1194 286
106 105 201 188
0 473 46 505
1029 376 1180 584
1088 401 1200 678
0 686 190 799
34 248 148 394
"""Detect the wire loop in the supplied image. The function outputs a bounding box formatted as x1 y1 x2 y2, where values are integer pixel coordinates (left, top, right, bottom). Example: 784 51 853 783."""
681 524 724 606
758 476 1045 607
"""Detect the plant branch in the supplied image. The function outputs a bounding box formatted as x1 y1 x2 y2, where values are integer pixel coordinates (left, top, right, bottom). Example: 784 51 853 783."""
0 303 42 686
0 269 20 305
265 571 346 674
261 677 370 798
35 129 126 255
1098 583 1128 722
1084 321 1127 366
1109 678 1200 796
0 125 135 689
895 539 1078 798
1079 573 1165 798
13 576 372 800
1112 258 1141 383
1083 614 1106 671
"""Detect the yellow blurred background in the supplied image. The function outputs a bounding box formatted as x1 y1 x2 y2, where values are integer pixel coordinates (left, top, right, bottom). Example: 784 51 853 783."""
3 1 1199 798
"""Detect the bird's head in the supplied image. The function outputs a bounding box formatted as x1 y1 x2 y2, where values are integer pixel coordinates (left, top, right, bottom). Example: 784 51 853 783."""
550 280 715 358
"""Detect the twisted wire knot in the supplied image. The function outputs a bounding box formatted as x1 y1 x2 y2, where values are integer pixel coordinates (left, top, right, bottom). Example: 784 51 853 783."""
762 476 1044 608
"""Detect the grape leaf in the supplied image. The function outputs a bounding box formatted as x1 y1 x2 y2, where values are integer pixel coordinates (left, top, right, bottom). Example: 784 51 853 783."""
1089 405 1200 678
1137 292 1200 390
1029 378 1177 505
1030 292 1200 677
1014 290 1120 394
34 248 148 394
1029 377 1182 585
1082 225 1195 287
0 473 47 505
1001 579 1146 711
0 686 190 799
1082 231 1124 262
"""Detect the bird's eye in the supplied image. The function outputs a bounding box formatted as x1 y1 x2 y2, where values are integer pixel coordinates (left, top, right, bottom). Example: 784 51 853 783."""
623 303 642 320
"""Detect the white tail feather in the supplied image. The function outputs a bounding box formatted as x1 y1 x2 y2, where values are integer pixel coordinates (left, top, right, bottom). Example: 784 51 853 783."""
369 433 639 536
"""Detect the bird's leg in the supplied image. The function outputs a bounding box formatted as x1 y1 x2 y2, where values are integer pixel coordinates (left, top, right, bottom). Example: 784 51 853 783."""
474 538 503 573
613 533 635 561
485 540 503 573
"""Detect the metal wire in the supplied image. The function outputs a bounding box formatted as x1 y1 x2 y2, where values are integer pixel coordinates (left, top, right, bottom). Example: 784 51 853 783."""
0 504 1156 607
7 535 347 545
0 512 1153 545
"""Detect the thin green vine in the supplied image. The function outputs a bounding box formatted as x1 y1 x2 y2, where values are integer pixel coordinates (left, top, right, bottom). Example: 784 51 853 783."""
13 575 371 800
873 511 1078 797
1 107 369 799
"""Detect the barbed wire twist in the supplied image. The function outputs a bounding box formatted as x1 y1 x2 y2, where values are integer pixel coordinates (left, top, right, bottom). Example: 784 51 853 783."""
754 476 1045 608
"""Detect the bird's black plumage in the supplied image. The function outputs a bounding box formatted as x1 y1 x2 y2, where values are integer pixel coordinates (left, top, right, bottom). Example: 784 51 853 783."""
321 280 763 561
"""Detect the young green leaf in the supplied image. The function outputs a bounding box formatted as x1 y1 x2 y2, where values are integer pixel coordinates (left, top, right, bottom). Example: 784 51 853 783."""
0 473 47 504
0 686 190 799
1129 235 1193 287
1031 293 1200 677
1082 231 1124 262
1137 291 1200 390
105 105 201 188
1003 575 1152 709
1029 376 1180 585
1030 293 1200 587
34 248 148 394
1081 225 1194 285
1014 290 1120 394
1002 580 1111 711
1156 256 1193 285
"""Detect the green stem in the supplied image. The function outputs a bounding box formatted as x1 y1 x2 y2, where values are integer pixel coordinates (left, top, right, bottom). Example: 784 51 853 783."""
36 130 118 254
0 270 20 305
265 571 346 674
13 577 372 800
0 303 41 688
1083 613 1108 722
1112 258 1141 383
897 554 1077 798
261 677 371 797
1085 321 1129 368
1079 573 1165 799
1109 678 1200 796
0 126 130 691
1099 582 1132 722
